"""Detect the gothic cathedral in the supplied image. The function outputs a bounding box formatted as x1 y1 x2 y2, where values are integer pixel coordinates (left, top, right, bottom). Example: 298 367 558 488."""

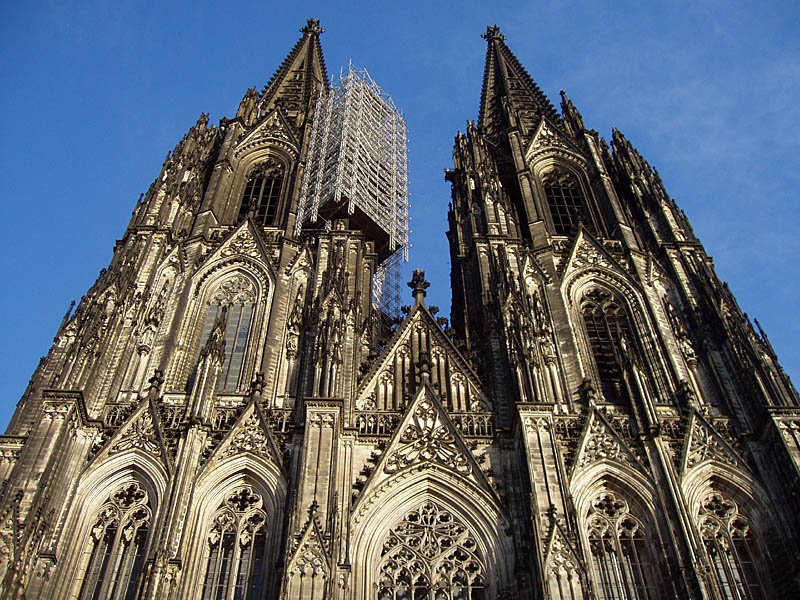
1 20 799 600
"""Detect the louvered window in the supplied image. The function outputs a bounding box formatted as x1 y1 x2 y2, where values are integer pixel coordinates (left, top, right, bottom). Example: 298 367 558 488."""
543 169 587 235
581 289 635 403
238 161 285 226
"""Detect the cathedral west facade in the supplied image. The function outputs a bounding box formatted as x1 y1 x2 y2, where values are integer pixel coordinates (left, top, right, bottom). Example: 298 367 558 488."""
1 19 799 600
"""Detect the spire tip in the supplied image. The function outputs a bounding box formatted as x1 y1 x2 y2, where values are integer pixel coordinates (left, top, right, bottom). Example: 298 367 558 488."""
301 18 324 36
482 25 504 42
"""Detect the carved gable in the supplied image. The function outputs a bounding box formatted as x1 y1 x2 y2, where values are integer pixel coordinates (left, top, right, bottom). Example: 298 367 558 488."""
205 401 283 470
354 384 496 512
560 229 631 279
355 305 490 413
202 220 274 271
234 107 299 158
92 397 171 471
286 505 330 578
526 118 583 162
680 413 744 473
572 409 644 476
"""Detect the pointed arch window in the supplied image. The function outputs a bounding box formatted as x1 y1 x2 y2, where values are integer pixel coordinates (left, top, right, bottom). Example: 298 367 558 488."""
378 501 486 600
587 493 657 599
196 275 257 393
238 160 285 226
698 493 766 599
542 169 588 236
201 486 268 600
79 481 151 600
581 289 636 403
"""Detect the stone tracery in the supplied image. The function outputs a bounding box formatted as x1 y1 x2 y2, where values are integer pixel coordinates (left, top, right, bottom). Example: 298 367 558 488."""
377 501 485 600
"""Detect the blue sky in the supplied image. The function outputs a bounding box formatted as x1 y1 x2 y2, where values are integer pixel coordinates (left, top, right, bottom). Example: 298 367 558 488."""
1 1 798 429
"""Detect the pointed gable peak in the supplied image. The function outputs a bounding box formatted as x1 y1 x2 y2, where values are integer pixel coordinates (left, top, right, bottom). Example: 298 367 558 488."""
259 18 329 119
353 383 498 515
479 25 561 138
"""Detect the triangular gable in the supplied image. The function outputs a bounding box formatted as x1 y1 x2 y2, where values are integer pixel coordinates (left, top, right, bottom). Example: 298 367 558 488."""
204 400 284 473
571 409 645 476
91 397 171 472
354 303 490 411
284 242 314 277
681 411 745 474
520 248 552 286
234 107 300 157
543 519 585 580
560 228 632 279
285 503 331 578
158 243 187 276
203 219 273 268
525 117 584 161
353 383 497 511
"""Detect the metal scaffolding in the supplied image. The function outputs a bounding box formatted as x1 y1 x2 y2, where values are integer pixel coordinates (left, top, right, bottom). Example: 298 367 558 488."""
298 65 409 316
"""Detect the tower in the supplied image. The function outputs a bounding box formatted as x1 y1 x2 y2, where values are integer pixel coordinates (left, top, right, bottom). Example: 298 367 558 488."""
444 24 800 598
0 19 798 600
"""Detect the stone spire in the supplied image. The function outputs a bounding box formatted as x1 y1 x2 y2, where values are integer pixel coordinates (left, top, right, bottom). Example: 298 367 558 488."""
258 18 329 119
478 25 561 138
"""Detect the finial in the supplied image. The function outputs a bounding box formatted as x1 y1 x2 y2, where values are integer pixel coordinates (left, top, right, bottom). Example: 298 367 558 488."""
408 269 430 306
147 369 164 401
301 18 324 36
308 500 319 515
482 25 505 43
249 372 265 398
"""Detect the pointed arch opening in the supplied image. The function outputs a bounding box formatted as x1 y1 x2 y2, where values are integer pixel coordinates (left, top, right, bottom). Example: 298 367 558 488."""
377 500 487 600
542 168 589 236
200 485 268 600
572 470 668 600
177 262 274 396
196 275 257 393
350 472 513 600
580 288 639 404
238 159 286 227
184 461 286 600
76 480 154 600
683 470 777 600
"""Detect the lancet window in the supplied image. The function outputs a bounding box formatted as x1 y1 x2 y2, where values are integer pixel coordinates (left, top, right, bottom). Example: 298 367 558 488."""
78 481 152 600
201 486 268 600
197 275 257 393
377 501 486 600
581 289 636 403
542 169 587 235
698 493 766 599
238 160 285 226
586 492 657 599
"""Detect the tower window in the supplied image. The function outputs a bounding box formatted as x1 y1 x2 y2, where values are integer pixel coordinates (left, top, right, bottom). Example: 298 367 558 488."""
699 493 767 599
238 160 285 226
201 486 268 600
587 493 657 599
542 169 587 235
581 289 636 403
195 275 257 394
78 482 151 600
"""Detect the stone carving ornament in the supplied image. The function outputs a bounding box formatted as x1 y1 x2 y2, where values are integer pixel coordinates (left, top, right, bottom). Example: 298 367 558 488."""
385 398 470 475
378 501 485 599
220 411 274 462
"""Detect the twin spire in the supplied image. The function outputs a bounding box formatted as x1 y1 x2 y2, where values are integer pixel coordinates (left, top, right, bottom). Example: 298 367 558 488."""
479 24 561 137
258 18 329 117
259 20 561 141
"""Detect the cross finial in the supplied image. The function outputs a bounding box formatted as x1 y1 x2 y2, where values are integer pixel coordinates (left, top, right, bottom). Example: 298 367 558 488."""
482 25 504 43
301 18 324 36
408 269 430 306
